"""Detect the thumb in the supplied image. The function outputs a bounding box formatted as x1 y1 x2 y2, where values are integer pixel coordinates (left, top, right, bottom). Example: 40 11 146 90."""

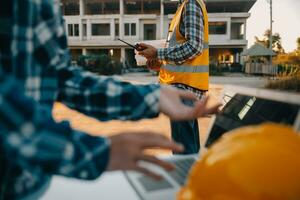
192 96 222 117
177 90 198 102
138 43 149 48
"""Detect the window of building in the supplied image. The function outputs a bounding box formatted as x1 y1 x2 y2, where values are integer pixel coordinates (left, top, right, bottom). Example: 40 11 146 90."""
91 23 111 36
115 19 119 37
144 24 156 40
209 22 227 35
164 2 177 15
68 24 73 36
124 0 160 14
83 24 87 37
124 0 141 14
87 49 109 56
124 23 136 36
231 22 244 40
74 24 79 36
218 54 234 64
61 0 80 16
68 24 79 36
115 23 119 37
143 0 160 14
85 0 119 15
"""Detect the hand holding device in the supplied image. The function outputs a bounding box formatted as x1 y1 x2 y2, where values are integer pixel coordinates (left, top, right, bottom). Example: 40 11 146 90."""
117 38 145 51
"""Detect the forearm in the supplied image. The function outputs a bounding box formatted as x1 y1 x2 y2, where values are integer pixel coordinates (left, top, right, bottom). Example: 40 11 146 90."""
57 67 160 121
157 40 203 64
0 74 110 180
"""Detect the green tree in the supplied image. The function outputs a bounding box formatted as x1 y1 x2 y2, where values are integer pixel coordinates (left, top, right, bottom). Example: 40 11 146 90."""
297 37 300 51
255 29 285 54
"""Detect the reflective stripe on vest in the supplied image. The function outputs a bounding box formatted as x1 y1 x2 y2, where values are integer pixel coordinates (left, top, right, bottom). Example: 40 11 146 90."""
161 64 209 73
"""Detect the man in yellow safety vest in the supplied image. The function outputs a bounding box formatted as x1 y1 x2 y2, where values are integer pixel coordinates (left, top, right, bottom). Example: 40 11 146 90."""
139 0 209 154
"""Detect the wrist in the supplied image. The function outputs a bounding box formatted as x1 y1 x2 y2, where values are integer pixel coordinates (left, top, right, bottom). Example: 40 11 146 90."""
157 48 166 62
107 136 116 171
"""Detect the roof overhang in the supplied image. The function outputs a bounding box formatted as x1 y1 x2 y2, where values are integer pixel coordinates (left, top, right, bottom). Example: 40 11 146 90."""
164 0 257 13
241 44 276 56
206 0 257 13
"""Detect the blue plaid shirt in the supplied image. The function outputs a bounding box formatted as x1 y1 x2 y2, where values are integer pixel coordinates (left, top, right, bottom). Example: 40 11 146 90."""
157 0 206 98
0 0 160 199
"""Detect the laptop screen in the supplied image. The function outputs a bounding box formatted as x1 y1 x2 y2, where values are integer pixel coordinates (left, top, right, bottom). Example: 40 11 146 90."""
205 93 300 147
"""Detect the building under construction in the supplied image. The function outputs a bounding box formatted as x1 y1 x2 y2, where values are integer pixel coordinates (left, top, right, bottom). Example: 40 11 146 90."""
61 0 256 68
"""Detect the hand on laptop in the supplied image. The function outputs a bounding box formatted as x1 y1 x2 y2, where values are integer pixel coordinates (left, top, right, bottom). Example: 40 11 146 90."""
107 132 184 180
159 86 222 121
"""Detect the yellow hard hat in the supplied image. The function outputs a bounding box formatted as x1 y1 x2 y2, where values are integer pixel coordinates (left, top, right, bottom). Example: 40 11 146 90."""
178 123 300 200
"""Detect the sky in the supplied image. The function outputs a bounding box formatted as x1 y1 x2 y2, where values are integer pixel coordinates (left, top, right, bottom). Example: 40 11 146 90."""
247 0 300 52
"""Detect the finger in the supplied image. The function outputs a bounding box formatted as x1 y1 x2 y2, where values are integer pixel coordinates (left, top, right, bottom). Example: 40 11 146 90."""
134 166 163 180
138 43 149 48
148 59 153 67
146 59 151 67
192 96 209 116
200 95 209 106
139 133 184 152
196 102 223 116
172 96 209 121
177 89 198 102
138 155 175 171
138 51 145 56
139 51 151 59
135 43 144 51
192 96 222 117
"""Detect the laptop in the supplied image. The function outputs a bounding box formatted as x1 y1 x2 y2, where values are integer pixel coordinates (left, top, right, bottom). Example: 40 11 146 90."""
124 85 300 200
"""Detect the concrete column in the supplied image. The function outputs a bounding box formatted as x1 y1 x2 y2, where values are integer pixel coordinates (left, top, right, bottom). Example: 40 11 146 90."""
79 20 83 41
160 0 164 39
79 0 85 41
111 18 115 40
79 0 84 16
227 20 231 40
119 0 124 39
121 47 126 63
87 19 91 40
244 20 247 40
82 48 87 56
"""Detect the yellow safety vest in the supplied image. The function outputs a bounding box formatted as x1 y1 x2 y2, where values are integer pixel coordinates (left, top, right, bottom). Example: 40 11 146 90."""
159 0 209 91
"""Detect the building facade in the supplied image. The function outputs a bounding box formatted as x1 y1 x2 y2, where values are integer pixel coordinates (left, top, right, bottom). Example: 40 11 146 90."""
61 0 256 68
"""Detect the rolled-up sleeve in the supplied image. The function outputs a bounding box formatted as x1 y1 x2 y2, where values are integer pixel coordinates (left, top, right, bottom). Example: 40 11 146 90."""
0 74 110 180
57 67 161 121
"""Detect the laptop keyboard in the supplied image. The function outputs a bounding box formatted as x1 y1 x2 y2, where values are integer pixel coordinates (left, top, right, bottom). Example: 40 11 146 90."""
168 158 195 185
138 176 173 192
138 157 196 192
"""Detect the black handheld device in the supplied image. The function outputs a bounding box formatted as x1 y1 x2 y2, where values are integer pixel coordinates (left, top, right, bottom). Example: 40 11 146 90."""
117 38 144 51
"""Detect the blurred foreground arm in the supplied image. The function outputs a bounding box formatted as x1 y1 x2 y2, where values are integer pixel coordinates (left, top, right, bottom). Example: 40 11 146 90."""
0 73 183 180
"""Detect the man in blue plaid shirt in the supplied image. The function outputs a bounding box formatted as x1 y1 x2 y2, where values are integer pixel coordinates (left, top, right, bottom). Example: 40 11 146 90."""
0 0 220 199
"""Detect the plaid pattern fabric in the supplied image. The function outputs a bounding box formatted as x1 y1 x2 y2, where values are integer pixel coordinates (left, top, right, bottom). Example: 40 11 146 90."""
157 0 206 97
157 0 204 64
172 83 206 100
0 0 160 199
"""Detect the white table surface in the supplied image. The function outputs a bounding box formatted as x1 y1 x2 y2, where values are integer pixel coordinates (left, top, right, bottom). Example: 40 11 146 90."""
41 171 139 200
